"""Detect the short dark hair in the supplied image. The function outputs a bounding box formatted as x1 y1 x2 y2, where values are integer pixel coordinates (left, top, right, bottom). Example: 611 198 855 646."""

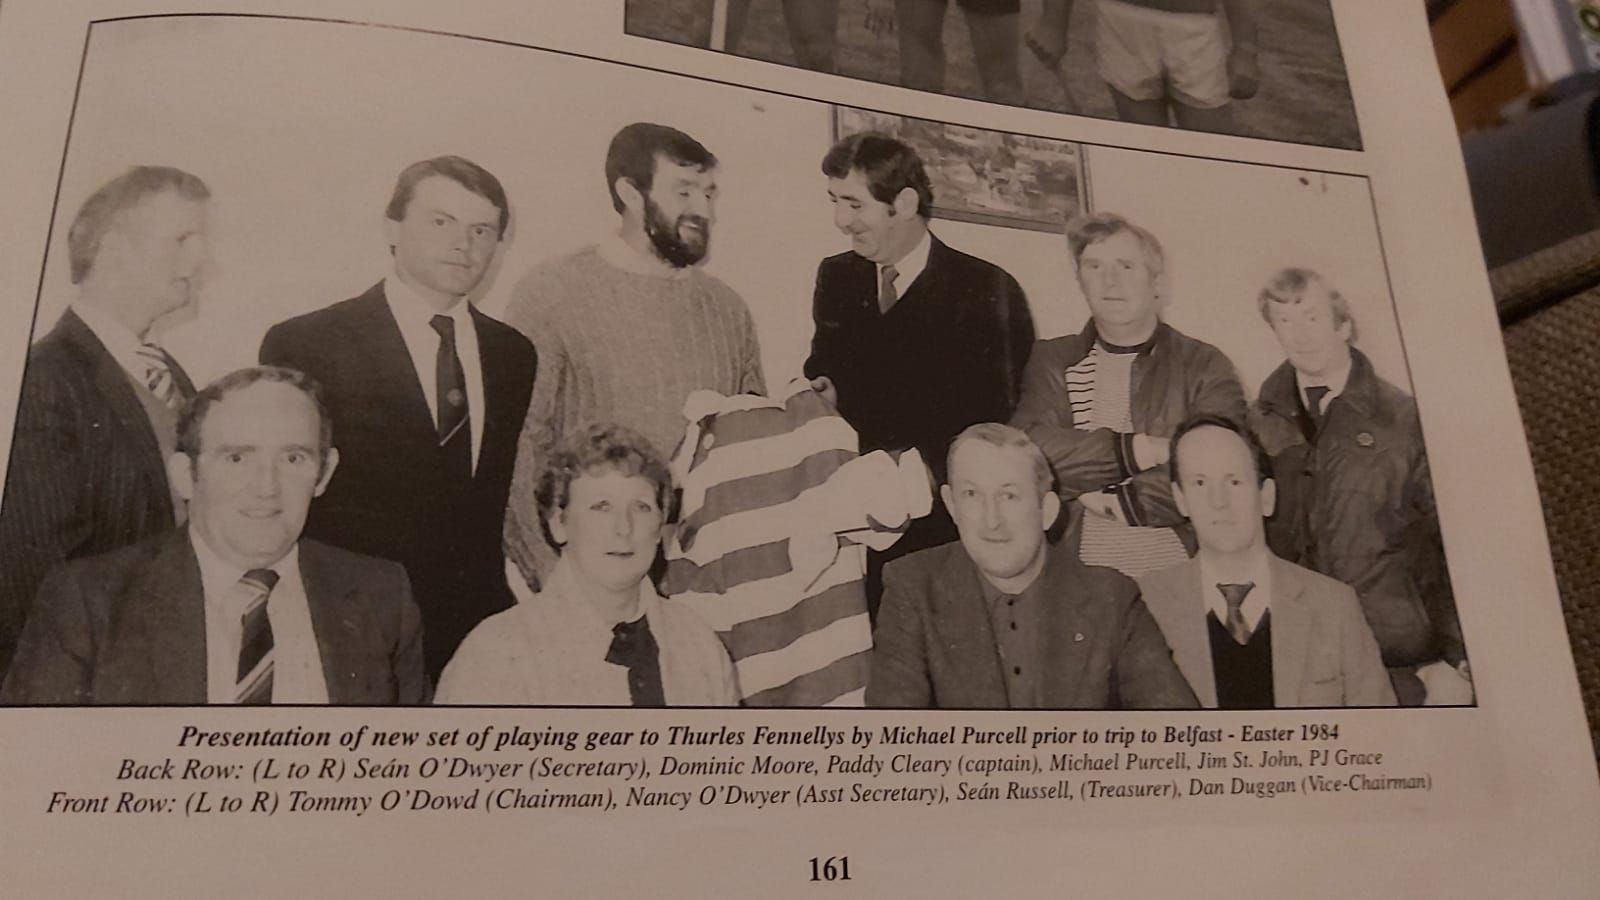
68 166 210 285
821 133 934 219
605 123 718 214
1168 415 1273 486
177 366 334 472
536 424 676 547
385 155 510 236
1065 212 1165 280
1257 267 1359 343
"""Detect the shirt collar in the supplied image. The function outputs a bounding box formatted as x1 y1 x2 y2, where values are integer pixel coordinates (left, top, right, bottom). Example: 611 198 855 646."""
384 266 469 327
70 301 150 379
1198 552 1272 631
1294 348 1354 411
544 556 661 655
188 527 300 613
598 233 693 280
881 227 932 290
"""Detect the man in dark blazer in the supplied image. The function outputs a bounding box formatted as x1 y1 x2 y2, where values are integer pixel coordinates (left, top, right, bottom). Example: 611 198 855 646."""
1136 415 1394 708
260 156 536 681
0 166 211 679
867 423 1195 709
2 367 429 704
805 134 1035 615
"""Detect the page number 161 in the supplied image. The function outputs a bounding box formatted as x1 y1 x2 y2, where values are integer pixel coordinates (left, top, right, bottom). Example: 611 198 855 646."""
808 856 851 882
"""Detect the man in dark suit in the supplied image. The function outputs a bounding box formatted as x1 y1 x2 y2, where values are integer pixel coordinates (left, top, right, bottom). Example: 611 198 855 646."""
0 166 210 679
2 367 429 704
867 423 1195 709
260 156 537 681
1136 415 1394 708
805 133 1035 615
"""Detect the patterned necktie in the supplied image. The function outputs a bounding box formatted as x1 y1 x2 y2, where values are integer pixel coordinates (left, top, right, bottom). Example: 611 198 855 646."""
136 343 184 409
1303 385 1331 431
1217 582 1256 646
429 314 471 478
235 568 280 705
877 264 899 314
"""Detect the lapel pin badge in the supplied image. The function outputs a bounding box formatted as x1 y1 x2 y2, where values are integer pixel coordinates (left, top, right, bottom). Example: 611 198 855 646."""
1356 432 1375 448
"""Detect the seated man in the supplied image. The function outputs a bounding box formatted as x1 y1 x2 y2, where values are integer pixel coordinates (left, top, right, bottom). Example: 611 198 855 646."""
1138 415 1395 708
1025 0 1259 132
867 423 1196 709
1 367 430 705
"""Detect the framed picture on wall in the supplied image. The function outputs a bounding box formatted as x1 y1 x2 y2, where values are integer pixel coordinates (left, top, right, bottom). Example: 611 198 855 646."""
832 106 1089 233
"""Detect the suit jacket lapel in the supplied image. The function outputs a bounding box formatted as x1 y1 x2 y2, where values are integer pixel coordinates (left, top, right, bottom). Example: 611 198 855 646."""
1158 561 1219 708
1268 556 1312 708
301 542 370 704
348 284 436 441
113 532 207 703
1038 549 1095 707
61 311 170 509
932 550 1009 706
471 307 510 484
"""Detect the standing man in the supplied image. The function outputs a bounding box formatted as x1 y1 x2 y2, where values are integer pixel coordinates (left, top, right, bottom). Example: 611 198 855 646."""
807 132 1035 612
502 123 764 587
896 0 1026 106
1011 212 1245 580
261 156 537 682
0 166 209 678
1138 415 1394 708
724 0 840 72
1250 268 1469 705
2 367 429 705
1023 0 1260 133
867 423 1195 709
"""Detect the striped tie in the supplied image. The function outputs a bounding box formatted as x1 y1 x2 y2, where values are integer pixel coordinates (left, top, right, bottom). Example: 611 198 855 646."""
430 314 471 479
235 569 280 705
1217 582 1256 645
136 343 184 409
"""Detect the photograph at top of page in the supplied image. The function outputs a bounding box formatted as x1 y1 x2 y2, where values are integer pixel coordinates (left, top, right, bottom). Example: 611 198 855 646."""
624 0 1362 149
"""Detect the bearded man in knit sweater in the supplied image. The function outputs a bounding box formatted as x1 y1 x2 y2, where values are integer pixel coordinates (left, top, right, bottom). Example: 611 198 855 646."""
503 123 766 587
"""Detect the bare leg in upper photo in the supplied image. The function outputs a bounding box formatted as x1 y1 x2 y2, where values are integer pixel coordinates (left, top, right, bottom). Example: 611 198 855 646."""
725 0 840 72
1025 0 1258 132
895 0 1024 106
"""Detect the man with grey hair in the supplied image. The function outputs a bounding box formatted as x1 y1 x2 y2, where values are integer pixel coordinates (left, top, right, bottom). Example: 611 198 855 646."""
1249 267 1468 705
1011 212 1246 580
0 165 211 679
867 422 1195 709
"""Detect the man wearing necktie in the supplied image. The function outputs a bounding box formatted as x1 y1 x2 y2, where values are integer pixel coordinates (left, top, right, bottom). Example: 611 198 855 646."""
1248 268 1470 706
1 366 429 704
1137 414 1394 708
0 166 210 681
806 133 1035 620
261 157 537 682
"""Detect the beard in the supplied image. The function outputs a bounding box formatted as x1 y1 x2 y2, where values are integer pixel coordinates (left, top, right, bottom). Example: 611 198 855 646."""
643 195 710 268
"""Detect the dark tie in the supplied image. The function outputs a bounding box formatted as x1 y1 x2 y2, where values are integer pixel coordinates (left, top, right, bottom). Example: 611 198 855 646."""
1217 582 1255 646
235 569 280 704
1303 385 1331 430
136 343 186 409
429 314 471 478
877 264 899 314
606 616 666 707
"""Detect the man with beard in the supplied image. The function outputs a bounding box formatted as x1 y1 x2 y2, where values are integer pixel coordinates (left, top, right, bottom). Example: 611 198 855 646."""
503 123 765 587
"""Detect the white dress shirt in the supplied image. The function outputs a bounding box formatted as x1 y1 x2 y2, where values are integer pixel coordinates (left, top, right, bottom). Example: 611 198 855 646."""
880 228 932 300
1198 553 1274 633
192 531 328 704
384 270 485 472
1295 352 1353 417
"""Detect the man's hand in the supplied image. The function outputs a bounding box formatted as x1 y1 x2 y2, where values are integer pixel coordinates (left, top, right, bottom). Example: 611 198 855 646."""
1076 490 1122 522
1131 433 1170 472
809 375 838 409
1227 44 1260 100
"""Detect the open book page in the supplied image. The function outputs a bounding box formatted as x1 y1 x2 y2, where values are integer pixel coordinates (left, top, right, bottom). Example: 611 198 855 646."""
0 1 1595 896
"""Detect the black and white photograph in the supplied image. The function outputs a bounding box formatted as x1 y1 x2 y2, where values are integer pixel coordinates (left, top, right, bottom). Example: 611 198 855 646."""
625 0 1363 149
0 13 1462 711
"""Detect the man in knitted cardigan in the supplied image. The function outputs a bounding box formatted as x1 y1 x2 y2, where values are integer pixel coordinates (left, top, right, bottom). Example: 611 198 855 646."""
503 123 766 588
